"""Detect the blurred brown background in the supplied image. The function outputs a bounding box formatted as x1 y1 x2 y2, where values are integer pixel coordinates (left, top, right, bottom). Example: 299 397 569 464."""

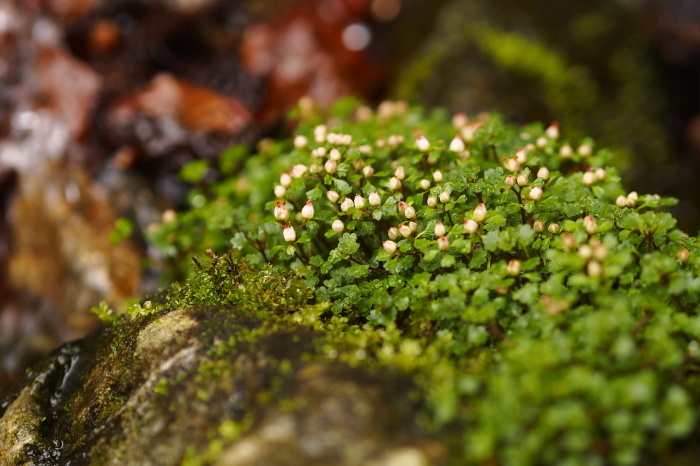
1 0 699 386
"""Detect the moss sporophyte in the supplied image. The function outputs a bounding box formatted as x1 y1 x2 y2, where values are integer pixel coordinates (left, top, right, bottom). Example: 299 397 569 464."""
146 98 700 463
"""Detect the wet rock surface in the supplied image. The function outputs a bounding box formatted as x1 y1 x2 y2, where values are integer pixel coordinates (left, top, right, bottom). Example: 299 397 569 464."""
0 305 441 465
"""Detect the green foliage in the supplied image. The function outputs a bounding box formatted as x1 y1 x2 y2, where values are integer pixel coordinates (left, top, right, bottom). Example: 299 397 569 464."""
149 98 700 464
108 218 134 245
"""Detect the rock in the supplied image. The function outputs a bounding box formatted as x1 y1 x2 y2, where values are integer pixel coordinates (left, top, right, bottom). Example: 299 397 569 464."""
0 305 443 465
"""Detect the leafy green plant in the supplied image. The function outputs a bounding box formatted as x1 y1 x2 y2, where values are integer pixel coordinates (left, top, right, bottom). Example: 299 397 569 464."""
148 98 700 464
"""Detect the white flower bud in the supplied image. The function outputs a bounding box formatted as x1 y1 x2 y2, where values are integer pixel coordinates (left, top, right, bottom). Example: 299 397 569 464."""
582 171 596 186
398 201 407 216
506 259 521 277
399 224 413 238
326 132 339 145
506 157 521 172
341 134 352 145
363 165 374 178
517 173 528 186
280 173 292 187
301 201 314 219
383 240 397 255
409 221 418 232
615 195 627 207
325 160 337 174
578 144 593 157
473 203 487 222
537 167 550 180
283 224 296 242
578 244 593 260
404 205 416 219
432 170 443 182
587 260 602 277
439 191 451 203
515 149 528 163
274 202 289 221
548 223 560 234
678 248 690 263
505 175 516 187
449 135 465 153
291 164 307 178
595 168 606 180
327 190 340 203
354 195 366 209
563 232 576 250
329 148 342 161
584 215 598 235
463 219 478 234
388 227 399 240
559 144 573 158
294 135 308 149
359 144 372 154
311 147 326 159
314 125 327 143
332 220 344 233
340 197 354 212
416 135 430 151
438 236 450 251
628 191 638 202
545 122 559 140
594 244 608 261
368 191 381 206
460 125 476 142
394 166 406 180
388 176 402 191
310 164 322 174
529 186 543 201
434 222 446 237
536 136 548 148
427 197 438 207
452 112 468 128
533 220 545 232
274 185 286 197
419 179 431 190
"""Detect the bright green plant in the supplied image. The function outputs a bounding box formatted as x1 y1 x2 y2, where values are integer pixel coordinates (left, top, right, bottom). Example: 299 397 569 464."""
149 98 700 464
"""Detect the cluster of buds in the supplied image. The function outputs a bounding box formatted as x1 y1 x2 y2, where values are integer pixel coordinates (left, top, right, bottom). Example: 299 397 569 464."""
615 191 638 208
577 238 608 277
582 168 606 186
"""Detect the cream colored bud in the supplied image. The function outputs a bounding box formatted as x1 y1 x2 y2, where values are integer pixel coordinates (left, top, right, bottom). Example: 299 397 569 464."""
283 225 296 242
332 220 344 233
291 164 307 178
395 166 406 180
399 224 412 238
327 191 340 203
628 191 638 202
449 135 465 153
578 144 592 157
280 173 292 187
529 186 543 201
559 144 573 158
533 220 545 232
473 203 487 222
505 175 516 187
582 171 596 186
359 144 372 154
584 216 598 235
433 170 443 182
434 222 446 237
324 160 337 174
595 168 606 180
274 203 289 221
354 195 366 209
437 236 450 251
329 148 342 161
363 165 374 178
536 136 548 148
452 112 468 128
587 260 602 277
310 164 322 174
427 197 438 207
548 223 560 234
409 221 418 232
563 232 576 250
294 135 308 149
517 173 528 186
545 122 559 140
678 248 690 263
420 179 431 190
314 125 327 143
340 197 354 212
383 240 397 254
416 135 430 151
301 201 314 219
463 219 478 234
404 205 416 219
507 259 521 277
537 167 550 180
616 195 627 207
398 201 407 216
515 149 528 164
368 191 381 206
594 244 608 261
439 191 451 203
388 176 402 191
506 158 521 172
578 244 593 260
274 185 286 197
388 227 399 240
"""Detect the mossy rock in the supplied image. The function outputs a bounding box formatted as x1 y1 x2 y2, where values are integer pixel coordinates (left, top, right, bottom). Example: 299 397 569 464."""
0 303 441 465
